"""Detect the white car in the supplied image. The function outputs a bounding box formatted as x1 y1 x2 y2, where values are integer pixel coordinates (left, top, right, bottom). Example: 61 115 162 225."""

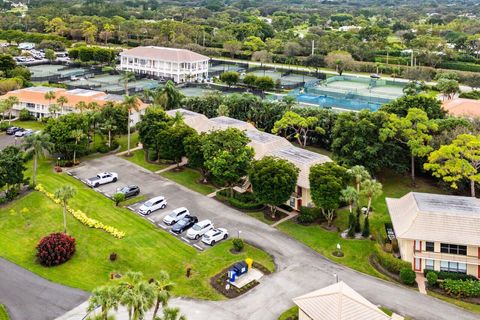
202 228 228 246
85 172 118 187
138 196 167 215
163 207 189 225
14 129 33 137
186 219 214 240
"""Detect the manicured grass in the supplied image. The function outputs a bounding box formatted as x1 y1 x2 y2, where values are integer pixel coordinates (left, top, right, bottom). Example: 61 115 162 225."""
247 211 276 225
117 132 139 152
279 171 445 279
160 167 216 195
428 291 480 315
11 120 45 131
0 305 9 320
0 161 274 299
278 306 298 320
122 149 169 172
120 195 146 207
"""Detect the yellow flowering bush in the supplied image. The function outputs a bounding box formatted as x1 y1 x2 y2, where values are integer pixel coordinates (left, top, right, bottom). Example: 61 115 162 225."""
35 184 125 239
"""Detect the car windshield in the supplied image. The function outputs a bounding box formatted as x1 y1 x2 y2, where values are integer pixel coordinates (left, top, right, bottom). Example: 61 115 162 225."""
119 187 129 192
192 224 203 231
144 201 153 207
168 211 178 217
177 220 187 226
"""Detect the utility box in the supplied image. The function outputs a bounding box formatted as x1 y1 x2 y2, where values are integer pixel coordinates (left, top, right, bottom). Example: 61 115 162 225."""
232 261 248 276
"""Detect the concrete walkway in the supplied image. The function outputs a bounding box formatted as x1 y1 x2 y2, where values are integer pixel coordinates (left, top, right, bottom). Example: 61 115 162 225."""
416 272 427 294
115 145 142 156
155 157 188 174
271 207 299 227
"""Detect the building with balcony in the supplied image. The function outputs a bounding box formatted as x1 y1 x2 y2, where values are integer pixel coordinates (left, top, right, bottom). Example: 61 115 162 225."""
166 108 331 210
0 86 147 122
119 46 209 83
386 192 480 278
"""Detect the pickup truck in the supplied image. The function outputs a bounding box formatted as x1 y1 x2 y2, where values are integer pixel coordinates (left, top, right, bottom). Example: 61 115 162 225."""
86 172 118 188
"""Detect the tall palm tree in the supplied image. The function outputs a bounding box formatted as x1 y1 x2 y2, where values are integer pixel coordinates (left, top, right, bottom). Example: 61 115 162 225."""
48 103 61 118
119 71 136 96
159 81 184 110
360 179 383 216
151 271 174 320
122 95 140 156
22 133 53 186
71 129 85 164
118 271 154 320
4 96 19 123
347 165 371 193
0 101 8 123
75 101 87 114
54 185 76 234
102 120 117 148
44 91 56 114
56 96 68 116
340 186 358 214
157 307 187 320
88 285 120 320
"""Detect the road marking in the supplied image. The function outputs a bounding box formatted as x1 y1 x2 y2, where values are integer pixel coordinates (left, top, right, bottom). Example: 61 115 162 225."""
127 206 135 211
181 237 190 243
67 172 73 176
158 224 167 230
193 244 204 251
147 218 156 223
169 230 179 236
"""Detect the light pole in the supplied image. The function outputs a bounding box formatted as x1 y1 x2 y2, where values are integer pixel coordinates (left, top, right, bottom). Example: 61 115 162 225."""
237 230 242 239
333 273 338 283
57 157 60 167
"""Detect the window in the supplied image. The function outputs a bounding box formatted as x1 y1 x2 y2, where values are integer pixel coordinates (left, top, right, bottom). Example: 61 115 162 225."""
440 261 467 273
425 259 434 270
440 243 467 255
426 242 434 252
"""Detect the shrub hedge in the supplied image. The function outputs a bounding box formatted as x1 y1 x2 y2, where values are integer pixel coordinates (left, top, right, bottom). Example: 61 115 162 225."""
442 279 480 298
216 189 263 210
36 233 76 267
372 244 411 275
400 267 416 285
422 269 478 281
297 206 323 224
426 271 438 287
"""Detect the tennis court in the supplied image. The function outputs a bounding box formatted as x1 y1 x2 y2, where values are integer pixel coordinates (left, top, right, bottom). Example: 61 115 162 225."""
63 74 160 94
29 64 88 79
181 87 217 97
209 64 245 73
243 70 318 86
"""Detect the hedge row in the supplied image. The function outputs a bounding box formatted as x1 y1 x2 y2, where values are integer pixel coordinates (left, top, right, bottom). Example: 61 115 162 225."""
439 61 480 73
423 269 478 281
372 244 411 275
442 279 480 298
216 189 264 210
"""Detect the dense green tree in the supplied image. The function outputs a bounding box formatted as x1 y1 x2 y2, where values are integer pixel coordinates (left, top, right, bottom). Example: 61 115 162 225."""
380 95 446 119
219 71 240 87
158 81 184 110
184 132 209 182
0 146 26 192
137 106 171 160
324 51 354 75
44 113 89 159
158 124 195 166
309 162 348 227
249 156 299 218
272 111 324 147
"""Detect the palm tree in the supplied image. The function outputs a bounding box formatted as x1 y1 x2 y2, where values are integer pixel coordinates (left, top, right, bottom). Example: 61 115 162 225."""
88 285 120 320
44 91 56 114
340 186 358 214
119 71 136 96
118 271 154 320
158 81 184 110
347 165 370 193
151 271 174 320
56 96 68 116
360 179 383 216
75 101 87 114
71 129 85 164
122 95 140 156
48 103 61 118
171 111 184 127
54 185 76 234
87 101 100 112
0 101 8 123
102 120 117 148
156 307 187 320
4 96 19 123
22 133 53 186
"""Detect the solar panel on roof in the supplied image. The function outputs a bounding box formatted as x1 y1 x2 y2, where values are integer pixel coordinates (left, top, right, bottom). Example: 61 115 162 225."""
414 192 480 215
26 87 62 92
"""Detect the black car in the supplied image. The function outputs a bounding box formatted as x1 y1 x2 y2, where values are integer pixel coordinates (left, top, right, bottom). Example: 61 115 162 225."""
171 215 198 234
6 127 22 135
116 185 140 198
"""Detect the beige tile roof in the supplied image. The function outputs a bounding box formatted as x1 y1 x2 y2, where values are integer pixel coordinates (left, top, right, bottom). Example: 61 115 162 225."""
386 192 480 246
293 281 397 320
442 98 480 118
0 86 148 110
167 108 332 189
120 46 209 63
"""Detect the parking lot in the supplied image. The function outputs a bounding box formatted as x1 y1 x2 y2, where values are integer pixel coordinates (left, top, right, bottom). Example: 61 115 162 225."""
67 155 245 251
0 132 25 150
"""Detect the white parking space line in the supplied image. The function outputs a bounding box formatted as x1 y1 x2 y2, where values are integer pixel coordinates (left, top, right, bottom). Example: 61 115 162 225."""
181 237 190 243
169 230 179 236
193 244 204 251
147 218 156 224
158 224 167 230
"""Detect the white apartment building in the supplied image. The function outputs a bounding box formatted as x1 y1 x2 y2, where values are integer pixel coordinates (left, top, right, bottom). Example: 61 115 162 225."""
119 46 209 83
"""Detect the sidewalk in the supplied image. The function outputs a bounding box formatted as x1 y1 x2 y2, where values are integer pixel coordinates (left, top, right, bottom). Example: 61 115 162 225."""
271 207 298 227
416 272 427 294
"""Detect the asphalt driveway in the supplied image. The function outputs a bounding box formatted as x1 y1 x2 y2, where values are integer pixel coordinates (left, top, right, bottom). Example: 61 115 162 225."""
0 133 22 150
0 258 88 320
61 155 478 320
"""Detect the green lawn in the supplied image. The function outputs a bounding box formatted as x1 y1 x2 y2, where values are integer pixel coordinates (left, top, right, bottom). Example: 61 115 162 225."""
278 306 298 320
279 171 445 279
117 132 139 152
160 168 216 195
0 305 9 320
11 120 45 131
120 195 146 207
122 149 169 172
428 291 480 315
0 161 274 299
247 211 276 225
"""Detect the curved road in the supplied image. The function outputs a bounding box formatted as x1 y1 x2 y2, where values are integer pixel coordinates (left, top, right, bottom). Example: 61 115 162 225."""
59 156 478 320
0 258 88 320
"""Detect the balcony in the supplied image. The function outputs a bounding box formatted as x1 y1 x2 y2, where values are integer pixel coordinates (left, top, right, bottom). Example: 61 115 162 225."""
414 251 480 265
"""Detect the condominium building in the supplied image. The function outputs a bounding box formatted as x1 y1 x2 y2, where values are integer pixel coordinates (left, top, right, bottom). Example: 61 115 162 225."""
0 86 147 123
119 46 209 83
166 108 331 210
386 192 480 278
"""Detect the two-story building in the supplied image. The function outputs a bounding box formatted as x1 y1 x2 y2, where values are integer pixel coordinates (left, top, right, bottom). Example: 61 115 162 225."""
166 108 331 210
386 192 480 278
119 46 209 83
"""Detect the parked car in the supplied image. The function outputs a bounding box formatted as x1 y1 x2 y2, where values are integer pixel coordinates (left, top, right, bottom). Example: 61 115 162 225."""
15 129 33 137
202 228 229 246
85 172 118 187
171 215 198 234
138 196 167 215
6 127 22 135
163 207 189 225
116 185 140 198
186 219 214 240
